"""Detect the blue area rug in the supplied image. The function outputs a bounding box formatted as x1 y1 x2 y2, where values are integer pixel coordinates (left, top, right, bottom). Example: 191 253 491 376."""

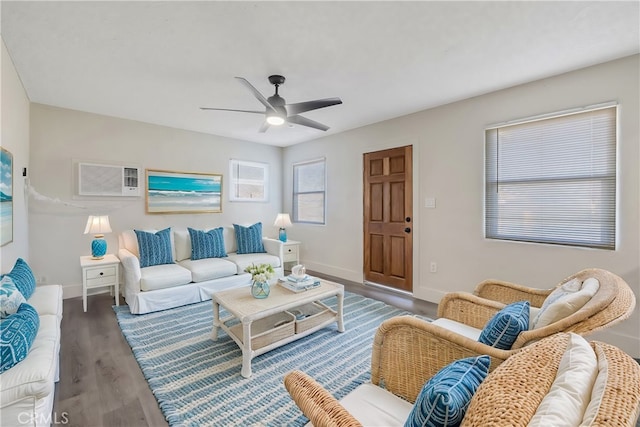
114 291 424 426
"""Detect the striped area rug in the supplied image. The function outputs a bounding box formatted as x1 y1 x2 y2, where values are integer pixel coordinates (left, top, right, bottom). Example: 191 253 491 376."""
114 291 424 426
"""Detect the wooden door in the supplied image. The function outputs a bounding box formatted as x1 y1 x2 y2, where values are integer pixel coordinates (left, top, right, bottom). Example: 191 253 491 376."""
363 145 413 292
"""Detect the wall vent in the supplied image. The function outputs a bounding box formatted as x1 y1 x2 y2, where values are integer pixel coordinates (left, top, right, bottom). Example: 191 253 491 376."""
78 162 140 197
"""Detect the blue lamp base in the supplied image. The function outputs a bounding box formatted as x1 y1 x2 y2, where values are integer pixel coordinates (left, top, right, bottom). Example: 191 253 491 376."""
91 236 107 259
278 228 287 242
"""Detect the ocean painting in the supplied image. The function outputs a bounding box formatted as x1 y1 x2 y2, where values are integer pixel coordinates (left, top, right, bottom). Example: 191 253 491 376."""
146 169 222 214
0 147 13 246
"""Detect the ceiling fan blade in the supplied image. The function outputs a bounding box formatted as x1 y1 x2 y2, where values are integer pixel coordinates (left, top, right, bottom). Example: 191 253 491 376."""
287 115 330 131
258 121 270 133
235 77 276 113
286 97 342 115
200 107 264 114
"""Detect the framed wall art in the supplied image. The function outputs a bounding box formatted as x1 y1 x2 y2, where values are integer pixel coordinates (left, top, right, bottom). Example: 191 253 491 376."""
146 169 222 214
228 159 269 202
0 147 13 246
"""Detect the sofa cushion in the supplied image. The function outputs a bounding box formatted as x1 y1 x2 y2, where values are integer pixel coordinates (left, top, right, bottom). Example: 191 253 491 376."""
533 277 599 329
226 253 281 274
135 228 174 268
405 355 491 427
580 342 609 426
0 303 40 372
528 333 598 426
339 382 414 426
478 301 529 350
28 285 64 319
2 258 36 299
233 223 266 254
178 258 238 282
0 314 58 405
188 227 227 260
0 276 26 319
139 263 192 291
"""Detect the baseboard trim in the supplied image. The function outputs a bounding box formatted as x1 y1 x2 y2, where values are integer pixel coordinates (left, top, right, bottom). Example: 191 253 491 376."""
61 283 111 300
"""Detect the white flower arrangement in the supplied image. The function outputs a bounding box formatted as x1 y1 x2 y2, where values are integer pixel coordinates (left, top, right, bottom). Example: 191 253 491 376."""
245 263 275 283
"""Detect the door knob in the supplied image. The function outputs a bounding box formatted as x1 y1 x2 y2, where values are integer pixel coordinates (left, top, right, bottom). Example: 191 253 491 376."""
404 227 411 233
405 217 411 222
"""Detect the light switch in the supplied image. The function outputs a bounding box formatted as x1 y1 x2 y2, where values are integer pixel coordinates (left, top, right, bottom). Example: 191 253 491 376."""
425 197 436 208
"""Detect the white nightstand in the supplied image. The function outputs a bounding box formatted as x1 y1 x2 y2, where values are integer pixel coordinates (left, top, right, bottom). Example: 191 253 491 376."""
80 254 120 312
281 240 301 271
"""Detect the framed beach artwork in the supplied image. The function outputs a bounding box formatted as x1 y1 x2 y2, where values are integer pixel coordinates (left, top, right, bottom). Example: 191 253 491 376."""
146 169 222 214
0 147 13 246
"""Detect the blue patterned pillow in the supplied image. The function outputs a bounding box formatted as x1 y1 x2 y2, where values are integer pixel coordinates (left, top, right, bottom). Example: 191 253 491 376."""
405 355 491 427
135 228 174 268
478 301 530 350
188 227 227 260
0 276 27 319
3 258 37 299
0 303 40 372
233 223 266 254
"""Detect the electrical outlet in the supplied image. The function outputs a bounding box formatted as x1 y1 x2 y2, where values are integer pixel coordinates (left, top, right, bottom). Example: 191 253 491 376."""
430 262 437 273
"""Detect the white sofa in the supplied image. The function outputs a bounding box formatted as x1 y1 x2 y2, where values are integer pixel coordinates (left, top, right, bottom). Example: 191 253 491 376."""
0 284 63 427
118 227 285 314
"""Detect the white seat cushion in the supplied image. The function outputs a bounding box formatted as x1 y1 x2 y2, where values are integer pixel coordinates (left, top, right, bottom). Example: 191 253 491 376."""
178 258 238 282
28 285 63 319
140 264 192 291
310 383 413 427
225 253 281 274
431 318 482 341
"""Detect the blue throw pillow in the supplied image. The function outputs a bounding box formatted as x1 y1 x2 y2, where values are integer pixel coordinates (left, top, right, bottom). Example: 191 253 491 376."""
3 258 36 300
405 355 491 427
188 227 227 260
0 303 40 373
233 223 266 254
135 228 174 268
0 276 27 319
478 301 530 350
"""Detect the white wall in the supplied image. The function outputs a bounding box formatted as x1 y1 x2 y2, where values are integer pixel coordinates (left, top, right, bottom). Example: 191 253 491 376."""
1 39 30 271
284 55 640 356
28 104 283 296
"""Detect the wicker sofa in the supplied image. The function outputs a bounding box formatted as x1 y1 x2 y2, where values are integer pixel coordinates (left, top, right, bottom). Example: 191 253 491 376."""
285 327 640 426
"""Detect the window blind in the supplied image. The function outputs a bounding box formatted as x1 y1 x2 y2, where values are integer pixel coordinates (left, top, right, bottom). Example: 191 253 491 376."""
485 106 617 250
293 158 326 224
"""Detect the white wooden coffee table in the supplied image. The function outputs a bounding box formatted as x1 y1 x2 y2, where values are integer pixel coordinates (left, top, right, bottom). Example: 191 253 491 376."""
211 279 345 378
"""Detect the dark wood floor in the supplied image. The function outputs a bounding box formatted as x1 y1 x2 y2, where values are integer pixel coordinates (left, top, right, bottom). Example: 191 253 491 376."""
53 275 438 427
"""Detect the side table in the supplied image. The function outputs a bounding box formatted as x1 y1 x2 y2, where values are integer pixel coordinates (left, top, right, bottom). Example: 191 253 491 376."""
281 240 301 271
80 254 120 312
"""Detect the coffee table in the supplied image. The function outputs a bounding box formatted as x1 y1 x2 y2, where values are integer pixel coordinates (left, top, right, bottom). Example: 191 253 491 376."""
211 279 345 378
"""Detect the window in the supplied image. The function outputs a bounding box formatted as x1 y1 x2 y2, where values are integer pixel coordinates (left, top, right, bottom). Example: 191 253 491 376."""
485 105 617 250
293 158 326 224
229 159 268 202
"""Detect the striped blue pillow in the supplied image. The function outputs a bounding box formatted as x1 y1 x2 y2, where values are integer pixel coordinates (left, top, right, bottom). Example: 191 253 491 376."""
3 258 36 300
188 227 227 260
233 223 266 254
0 303 40 373
135 228 174 268
478 301 530 350
405 355 491 427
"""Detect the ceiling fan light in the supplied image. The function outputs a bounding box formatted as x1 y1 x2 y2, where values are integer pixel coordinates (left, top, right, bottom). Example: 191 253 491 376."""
266 115 285 126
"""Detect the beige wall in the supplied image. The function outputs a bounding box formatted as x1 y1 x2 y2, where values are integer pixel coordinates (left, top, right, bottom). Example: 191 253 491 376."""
1 39 30 271
28 104 283 296
283 55 640 356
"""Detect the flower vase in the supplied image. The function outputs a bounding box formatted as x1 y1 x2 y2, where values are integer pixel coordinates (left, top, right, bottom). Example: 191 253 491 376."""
251 280 270 299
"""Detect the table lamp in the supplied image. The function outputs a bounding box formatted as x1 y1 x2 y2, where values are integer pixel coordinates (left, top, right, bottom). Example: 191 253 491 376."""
273 213 292 242
84 215 112 259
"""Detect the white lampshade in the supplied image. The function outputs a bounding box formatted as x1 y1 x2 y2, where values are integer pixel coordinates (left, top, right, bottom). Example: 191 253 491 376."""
273 213 292 228
84 215 112 236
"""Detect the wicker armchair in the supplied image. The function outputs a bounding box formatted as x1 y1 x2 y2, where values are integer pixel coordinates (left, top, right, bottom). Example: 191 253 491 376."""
284 328 640 426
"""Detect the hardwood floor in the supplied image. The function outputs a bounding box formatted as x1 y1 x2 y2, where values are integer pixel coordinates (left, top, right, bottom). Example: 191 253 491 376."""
53 276 437 427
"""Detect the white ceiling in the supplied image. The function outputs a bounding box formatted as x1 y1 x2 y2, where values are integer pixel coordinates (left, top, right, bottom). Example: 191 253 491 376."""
2 1 639 147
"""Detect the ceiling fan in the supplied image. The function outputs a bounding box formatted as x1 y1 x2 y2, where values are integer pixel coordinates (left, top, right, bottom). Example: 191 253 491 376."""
200 75 342 132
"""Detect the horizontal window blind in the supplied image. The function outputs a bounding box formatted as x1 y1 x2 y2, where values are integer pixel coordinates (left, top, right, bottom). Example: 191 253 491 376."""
485 106 616 249
293 158 326 224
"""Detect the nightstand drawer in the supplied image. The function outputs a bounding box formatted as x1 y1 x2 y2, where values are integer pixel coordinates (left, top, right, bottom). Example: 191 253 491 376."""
85 266 116 280
283 246 298 262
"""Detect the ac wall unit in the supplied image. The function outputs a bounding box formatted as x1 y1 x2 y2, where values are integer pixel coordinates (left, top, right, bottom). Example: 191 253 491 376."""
78 162 141 197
